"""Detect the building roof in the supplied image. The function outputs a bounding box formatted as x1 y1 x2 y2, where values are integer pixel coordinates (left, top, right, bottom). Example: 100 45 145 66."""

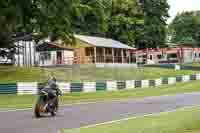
36 42 73 52
75 35 135 50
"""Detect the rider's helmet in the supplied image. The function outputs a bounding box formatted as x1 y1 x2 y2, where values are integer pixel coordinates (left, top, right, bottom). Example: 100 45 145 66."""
52 77 57 82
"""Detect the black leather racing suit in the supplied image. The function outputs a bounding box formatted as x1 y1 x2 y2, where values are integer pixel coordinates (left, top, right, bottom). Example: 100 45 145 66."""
43 79 60 100
42 79 61 111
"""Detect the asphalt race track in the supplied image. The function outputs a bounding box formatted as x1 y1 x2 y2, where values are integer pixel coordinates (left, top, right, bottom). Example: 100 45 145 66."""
1 92 200 133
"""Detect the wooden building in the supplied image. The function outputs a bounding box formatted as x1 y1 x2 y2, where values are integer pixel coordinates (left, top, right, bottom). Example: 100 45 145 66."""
73 35 135 64
35 35 136 67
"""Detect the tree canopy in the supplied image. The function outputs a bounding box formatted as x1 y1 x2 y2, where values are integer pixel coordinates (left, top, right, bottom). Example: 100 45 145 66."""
107 0 144 46
0 0 97 62
168 11 200 46
0 0 172 61
0 0 81 41
72 0 144 46
71 0 108 37
139 0 169 48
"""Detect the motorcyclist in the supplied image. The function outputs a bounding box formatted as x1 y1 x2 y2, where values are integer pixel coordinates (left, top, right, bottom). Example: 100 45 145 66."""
47 77 62 96
42 77 62 111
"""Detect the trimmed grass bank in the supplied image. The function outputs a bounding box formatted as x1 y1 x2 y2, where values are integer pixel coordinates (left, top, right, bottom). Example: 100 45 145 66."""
1 80 200 110
63 106 200 133
0 65 199 83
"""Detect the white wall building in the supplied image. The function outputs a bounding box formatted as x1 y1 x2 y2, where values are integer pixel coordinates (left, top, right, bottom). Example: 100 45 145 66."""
14 41 36 67
36 42 74 67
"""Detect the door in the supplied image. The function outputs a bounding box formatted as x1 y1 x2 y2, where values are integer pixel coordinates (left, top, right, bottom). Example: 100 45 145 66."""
57 51 62 64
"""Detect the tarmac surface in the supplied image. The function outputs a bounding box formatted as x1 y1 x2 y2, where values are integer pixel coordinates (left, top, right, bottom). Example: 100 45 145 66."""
1 92 200 133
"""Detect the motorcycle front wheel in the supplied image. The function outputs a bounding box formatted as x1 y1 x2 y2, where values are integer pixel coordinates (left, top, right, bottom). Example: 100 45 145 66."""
50 98 59 116
34 96 45 118
34 103 41 118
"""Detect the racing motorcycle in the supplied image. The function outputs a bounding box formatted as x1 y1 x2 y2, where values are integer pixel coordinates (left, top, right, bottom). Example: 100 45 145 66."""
34 87 61 118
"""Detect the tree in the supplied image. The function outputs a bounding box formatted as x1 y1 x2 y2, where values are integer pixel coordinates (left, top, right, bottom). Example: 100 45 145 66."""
71 0 108 36
106 0 144 46
169 11 200 46
0 0 94 63
0 0 81 39
72 0 144 46
139 0 169 48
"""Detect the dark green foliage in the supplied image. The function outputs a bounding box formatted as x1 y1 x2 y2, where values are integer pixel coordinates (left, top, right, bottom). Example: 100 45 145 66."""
169 11 200 46
73 0 144 46
107 0 144 46
72 0 108 36
0 0 170 55
0 0 89 61
139 0 169 48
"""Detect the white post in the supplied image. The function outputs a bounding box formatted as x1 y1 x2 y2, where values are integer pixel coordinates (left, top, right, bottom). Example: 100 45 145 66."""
33 41 36 66
24 41 27 67
29 41 32 67
121 49 124 63
103 48 106 63
17 41 20 67
112 48 115 63
62 50 65 65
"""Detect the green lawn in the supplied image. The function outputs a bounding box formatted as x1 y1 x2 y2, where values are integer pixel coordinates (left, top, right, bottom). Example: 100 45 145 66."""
63 106 200 133
0 66 43 83
0 65 199 83
185 63 200 67
1 80 200 110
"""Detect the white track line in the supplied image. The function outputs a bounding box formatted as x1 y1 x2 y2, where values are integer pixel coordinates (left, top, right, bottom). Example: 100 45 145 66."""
66 105 200 131
0 108 32 112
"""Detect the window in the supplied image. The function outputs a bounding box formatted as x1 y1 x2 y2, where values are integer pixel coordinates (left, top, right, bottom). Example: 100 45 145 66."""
150 55 153 60
106 49 112 55
85 48 92 56
157 55 162 59
45 52 51 60
194 53 197 57
167 53 177 58
41 52 51 60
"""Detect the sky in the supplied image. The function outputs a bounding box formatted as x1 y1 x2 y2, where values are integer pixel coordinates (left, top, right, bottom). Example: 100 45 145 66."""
167 0 200 24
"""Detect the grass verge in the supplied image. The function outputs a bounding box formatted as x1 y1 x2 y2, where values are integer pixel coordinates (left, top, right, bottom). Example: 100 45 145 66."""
185 63 200 67
1 80 200 110
0 65 199 83
62 106 200 133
